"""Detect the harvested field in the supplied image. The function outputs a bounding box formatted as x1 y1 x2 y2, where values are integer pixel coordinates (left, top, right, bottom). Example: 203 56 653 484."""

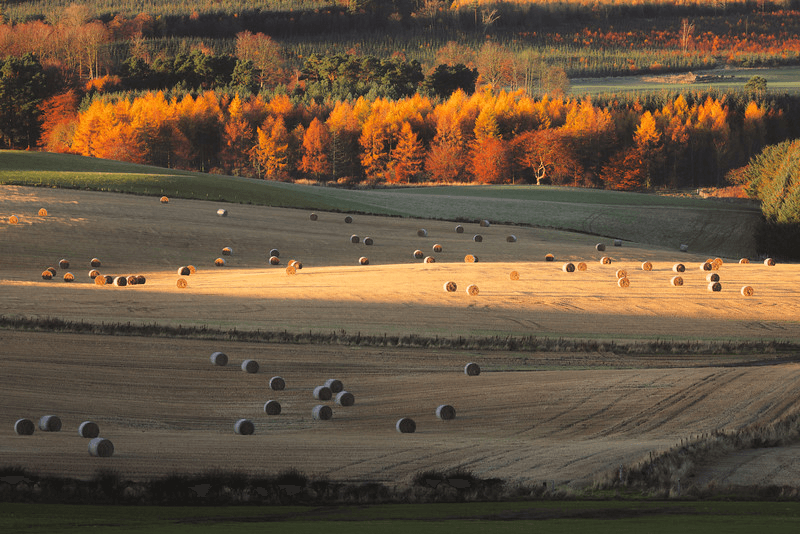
1 185 800 490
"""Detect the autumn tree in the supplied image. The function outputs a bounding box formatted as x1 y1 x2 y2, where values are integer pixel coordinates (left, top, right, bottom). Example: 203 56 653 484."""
255 115 290 180
388 121 424 184
235 31 286 90
600 148 646 191
326 100 361 181
513 129 579 185
300 117 332 180
476 42 517 90
220 94 255 175
632 110 664 188
39 89 80 153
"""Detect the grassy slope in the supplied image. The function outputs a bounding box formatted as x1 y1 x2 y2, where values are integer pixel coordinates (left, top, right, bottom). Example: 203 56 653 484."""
0 150 762 257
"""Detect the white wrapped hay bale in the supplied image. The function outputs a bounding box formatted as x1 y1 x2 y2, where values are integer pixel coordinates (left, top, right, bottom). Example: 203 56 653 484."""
210 352 228 366
14 418 35 436
78 421 100 439
39 415 62 432
324 379 344 394
234 419 254 435
217 208 228 217
464 362 480 376
335 391 355 407
312 405 332 421
269 376 286 391
88 437 114 457
436 405 456 421
396 417 416 433
263 400 281 415
241 359 259 374
313 386 332 401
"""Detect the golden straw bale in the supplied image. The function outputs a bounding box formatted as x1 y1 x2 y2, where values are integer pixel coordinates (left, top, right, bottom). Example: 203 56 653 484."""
126 275 138 285
63 272 74 282
545 253 555 262
764 258 776 266
222 247 232 256
708 281 722 292
178 266 190 276
670 276 683 286
700 262 713 271
90 258 101 268
38 208 48 216
94 275 106 286
741 285 755 297
359 256 369 265
285 264 296 275
214 257 225 267
46 267 57 276
510 270 520 280
615 269 627 279
577 262 588 271
136 275 146 285
444 281 457 292
641 261 653 271
617 277 630 288
672 263 685 273
9 215 19 224
88 269 100 279
433 243 443 252
600 256 611 265
424 256 436 263
706 273 720 282
466 284 479 296
41 270 53 280
160 196 169 203
187 265 197 274
176 278 188 288
562 263 575 273
269 256 280 265
413 250 424 259
739 258 750 264
464 254 478 263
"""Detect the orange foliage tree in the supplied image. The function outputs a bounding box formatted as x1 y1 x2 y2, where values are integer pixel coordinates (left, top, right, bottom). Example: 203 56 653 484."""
388 121 424 184
300 117 332 180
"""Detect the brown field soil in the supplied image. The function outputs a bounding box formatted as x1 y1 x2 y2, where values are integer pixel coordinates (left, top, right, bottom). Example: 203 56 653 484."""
1 185 800 489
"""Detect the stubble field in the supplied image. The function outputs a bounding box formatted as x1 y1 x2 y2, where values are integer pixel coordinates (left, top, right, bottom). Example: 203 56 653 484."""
1 185 799 489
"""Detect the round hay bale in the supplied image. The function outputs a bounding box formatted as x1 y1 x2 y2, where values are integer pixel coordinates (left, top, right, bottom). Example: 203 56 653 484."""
222 247 232 256
510 271 520 280
700 262 713 271
545 253 555 262
269 376 286 391
63 272 74 282
577 262 588 271
78 421 100 439
335 391 355 407
350 234 360 244
455 225 464 234
562 263 575 273
88 269 100 279
46 267 57 276
413 250 424 259
614 239 623 247
671 276 684 287
672 263 685 273
359 256 369 265
480 219 491 227
313 385 332 401
14 418 35 436
473 234 483 243
38 208 48 216
234 419 254 435
464 254 478 263
160 196 169 204
177 278 188 288
506 235 517 243
706 273 720 282
708 281 722 292
396 417 416 433
600 256 611 265
680 244 689 252
764 258 776 266
9 215 19 224
90 258 101 268
288 260 303 269
741 285 755 297
739 258 750 264
59 259 70 269
210 351 228 366
178 266 190 276
39 415 62 432
364 237 374 246
187 265 197 274
424 256 436 263
126 275 138 285
617 277 630 288
113 276 127 287
464 362 481 376
325 379 344 394
136 275 146 285
432 243 442 253
263 400 281 415
444 281 457 292
214 257 226 267
466 284 479 296
436 404 456 421
241 359 259 374
269 256 280 265
285 264 297 275
41 270 53 280
269 248 280 258
310 213 318 221
595 243 606 252
103 275 113 284
641 261 653 271
344 216 353 224
615 269 627 279
217 208 228 217
88 437 114 457
312 405 333 421
417 228 428 237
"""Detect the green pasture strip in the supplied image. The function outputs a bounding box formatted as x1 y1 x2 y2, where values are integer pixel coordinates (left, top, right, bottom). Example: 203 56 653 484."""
2 502 800 533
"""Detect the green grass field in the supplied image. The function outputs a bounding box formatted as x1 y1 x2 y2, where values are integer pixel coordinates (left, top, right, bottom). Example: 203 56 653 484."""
0 150 762 257
3 501 800 533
